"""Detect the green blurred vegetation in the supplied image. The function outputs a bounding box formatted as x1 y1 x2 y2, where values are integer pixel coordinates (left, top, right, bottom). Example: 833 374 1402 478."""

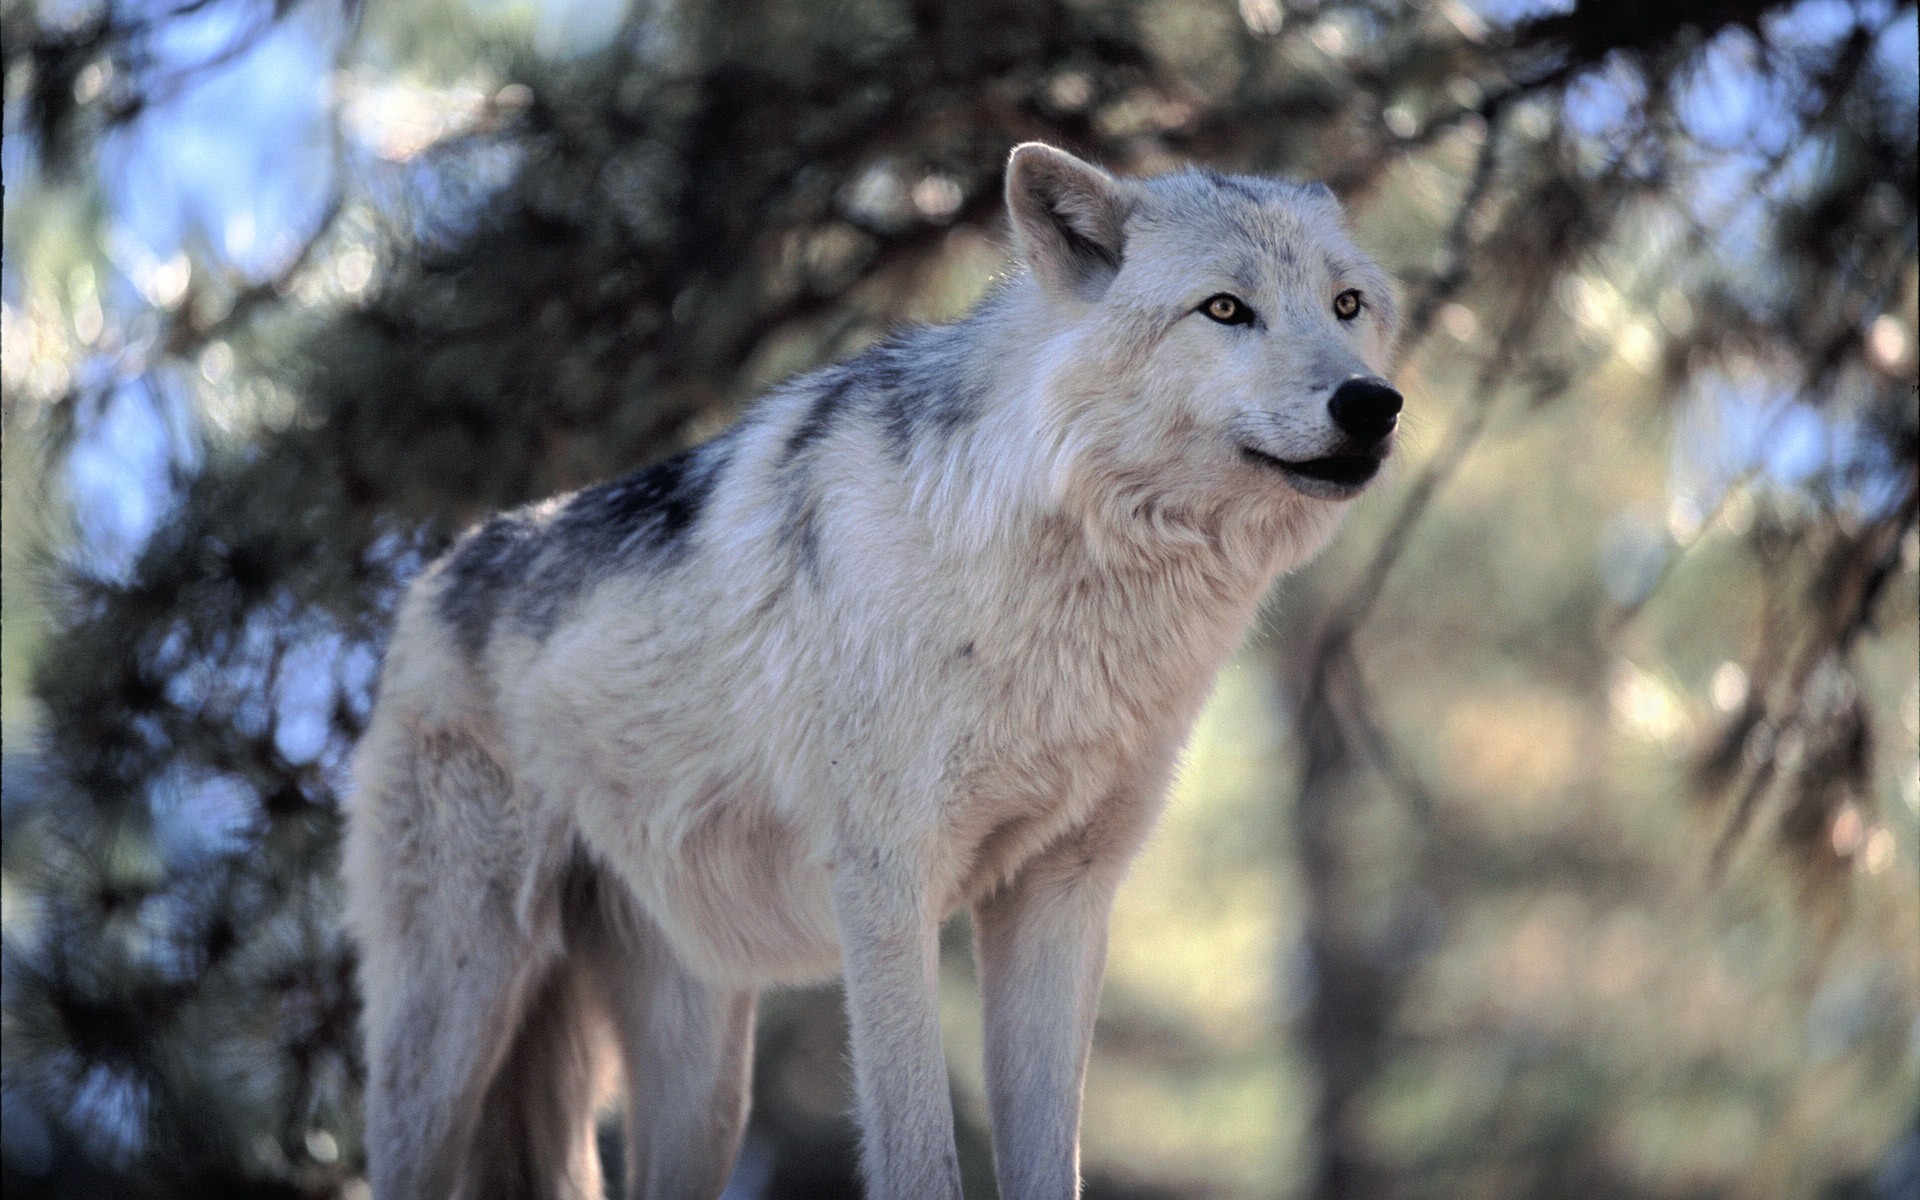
2 0 1916 1198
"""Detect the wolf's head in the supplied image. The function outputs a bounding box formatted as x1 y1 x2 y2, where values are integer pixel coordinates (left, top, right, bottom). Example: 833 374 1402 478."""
1004 143 1402 531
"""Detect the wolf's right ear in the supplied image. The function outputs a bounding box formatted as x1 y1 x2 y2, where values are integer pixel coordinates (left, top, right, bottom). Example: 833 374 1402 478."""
1005 143 1132 300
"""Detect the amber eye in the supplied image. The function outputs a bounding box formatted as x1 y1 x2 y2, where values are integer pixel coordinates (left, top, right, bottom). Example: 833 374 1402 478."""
1202 293 1253 326
1333 289 1363 320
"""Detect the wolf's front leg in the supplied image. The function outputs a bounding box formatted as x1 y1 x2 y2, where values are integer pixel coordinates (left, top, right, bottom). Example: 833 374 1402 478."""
831 852 964 1200
972 785 1166 1200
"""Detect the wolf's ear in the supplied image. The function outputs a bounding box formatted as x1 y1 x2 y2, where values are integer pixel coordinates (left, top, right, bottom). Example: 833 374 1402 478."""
1298 181 1342 212
1005 143 1132 299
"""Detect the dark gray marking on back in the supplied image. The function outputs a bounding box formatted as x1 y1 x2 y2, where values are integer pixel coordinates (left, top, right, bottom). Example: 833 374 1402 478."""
773 378 854 585
785 499 823 587
553 438 728 565
437 512 546 658
856 327 988 462
782 375 852 465
435 434 736 658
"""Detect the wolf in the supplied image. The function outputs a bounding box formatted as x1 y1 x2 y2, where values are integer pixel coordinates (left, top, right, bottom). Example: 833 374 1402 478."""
342 142 1402 1200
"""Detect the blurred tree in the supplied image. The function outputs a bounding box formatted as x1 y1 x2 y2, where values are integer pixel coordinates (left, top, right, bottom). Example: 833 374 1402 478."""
2 1 1914 1198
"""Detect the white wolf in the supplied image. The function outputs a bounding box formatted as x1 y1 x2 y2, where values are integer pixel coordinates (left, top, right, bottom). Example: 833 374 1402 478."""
343 142 1401 1200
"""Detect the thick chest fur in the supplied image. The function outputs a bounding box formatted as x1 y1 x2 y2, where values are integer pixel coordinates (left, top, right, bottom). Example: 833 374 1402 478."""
507 500 1277 989
895 541 1272 914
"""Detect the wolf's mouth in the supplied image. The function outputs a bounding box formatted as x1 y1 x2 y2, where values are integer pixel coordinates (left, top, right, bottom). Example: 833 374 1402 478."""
1240 446 1383 492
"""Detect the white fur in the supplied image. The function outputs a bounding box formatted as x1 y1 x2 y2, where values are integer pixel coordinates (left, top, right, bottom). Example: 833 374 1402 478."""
343 143 1400 1199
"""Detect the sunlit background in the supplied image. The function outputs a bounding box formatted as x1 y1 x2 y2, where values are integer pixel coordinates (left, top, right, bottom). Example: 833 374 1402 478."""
3 0 1917 1197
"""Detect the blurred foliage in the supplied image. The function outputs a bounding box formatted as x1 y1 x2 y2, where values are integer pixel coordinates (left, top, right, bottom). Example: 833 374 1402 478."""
2 0 1917 1198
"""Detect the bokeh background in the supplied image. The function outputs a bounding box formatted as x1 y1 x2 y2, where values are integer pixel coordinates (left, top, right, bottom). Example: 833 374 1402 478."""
3 0 1917 1197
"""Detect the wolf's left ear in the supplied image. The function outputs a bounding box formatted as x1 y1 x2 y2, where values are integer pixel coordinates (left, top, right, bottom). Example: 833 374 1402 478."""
1005 143 1132 299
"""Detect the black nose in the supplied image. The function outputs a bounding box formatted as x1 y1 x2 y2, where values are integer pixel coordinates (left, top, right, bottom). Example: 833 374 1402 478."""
1328 378 1402 442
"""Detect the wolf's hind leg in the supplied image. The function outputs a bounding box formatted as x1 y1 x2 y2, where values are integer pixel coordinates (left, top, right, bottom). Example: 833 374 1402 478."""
575 877 756 1200
460 953 613 1200
350 723 565 1200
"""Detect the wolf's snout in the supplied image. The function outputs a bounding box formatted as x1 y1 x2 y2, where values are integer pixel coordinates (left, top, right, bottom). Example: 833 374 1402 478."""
1328 378 1402 442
